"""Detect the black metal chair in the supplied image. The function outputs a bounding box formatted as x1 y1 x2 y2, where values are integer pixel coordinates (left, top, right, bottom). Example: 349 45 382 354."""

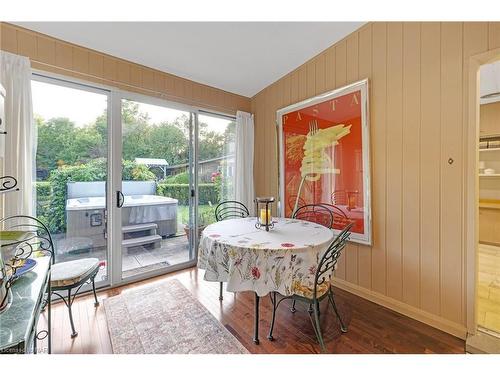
214 200 250 222
318 203 350 228
214 200 250 301
267 223 353 353
50 257 100 338
292 204 335 229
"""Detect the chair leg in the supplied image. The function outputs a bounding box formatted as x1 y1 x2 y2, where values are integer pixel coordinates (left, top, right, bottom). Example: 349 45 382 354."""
92 276 99 307
267 292 277 341
312 301 326 353
219 282 223 301
328 289 347 333
290 299 296 313
67 288 78 338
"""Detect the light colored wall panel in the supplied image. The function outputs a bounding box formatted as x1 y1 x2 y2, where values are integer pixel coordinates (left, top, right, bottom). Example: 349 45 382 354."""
17 30 37 60
439 22 464 325
55 42 73 70
1 23 18 53
402 22 421 308
0 22 250 115
489 22 500 50
370 22 388 296
36 36 56 65
357 24 373 290
250 21 500 338
385 22 404 301
420 22 442 316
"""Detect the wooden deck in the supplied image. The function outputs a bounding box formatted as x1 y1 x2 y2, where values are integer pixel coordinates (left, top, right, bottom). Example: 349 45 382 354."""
35 267 465 354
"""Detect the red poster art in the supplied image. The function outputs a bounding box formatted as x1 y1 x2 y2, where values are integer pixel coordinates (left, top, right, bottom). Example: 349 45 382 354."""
277 80 371 245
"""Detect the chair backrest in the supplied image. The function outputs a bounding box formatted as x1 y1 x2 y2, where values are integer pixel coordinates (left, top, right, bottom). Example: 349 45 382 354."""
215 200 250 221
0 215 55 264
318 203 350 228
292 204 334 229
313 222 354 299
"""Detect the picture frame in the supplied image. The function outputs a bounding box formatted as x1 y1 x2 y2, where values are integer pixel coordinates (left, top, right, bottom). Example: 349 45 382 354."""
277 78 372 246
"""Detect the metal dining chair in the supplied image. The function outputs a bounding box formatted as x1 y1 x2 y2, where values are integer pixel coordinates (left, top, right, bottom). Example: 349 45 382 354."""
214 200 250 222
267 222 353 353
292 203 334 229
318 203 349 228
214 200 250 300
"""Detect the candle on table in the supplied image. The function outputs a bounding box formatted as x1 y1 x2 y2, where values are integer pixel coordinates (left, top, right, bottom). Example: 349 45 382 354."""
260 208 271 225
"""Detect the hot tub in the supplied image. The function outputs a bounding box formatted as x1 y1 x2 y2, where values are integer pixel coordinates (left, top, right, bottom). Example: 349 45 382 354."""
66 181 178 248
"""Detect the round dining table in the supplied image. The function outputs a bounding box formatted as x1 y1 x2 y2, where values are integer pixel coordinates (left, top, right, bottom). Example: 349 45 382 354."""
198 216 334 344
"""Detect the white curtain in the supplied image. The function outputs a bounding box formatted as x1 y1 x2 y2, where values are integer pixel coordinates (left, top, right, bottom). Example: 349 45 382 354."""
0 51 35 217
234 111 255 214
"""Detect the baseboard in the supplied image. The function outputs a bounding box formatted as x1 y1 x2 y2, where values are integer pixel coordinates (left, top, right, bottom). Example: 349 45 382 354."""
466 330 500 353
331 278 467 340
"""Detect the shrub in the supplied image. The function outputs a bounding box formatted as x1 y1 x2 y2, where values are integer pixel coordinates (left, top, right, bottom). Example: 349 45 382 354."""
164 171 189 184
36 181 52 226
157 183 218 205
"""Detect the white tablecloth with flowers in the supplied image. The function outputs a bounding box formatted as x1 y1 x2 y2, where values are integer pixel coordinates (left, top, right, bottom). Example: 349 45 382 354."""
198 217 334 297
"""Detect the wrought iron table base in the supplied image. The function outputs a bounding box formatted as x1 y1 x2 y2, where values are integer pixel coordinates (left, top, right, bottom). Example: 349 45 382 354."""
253 293 260 344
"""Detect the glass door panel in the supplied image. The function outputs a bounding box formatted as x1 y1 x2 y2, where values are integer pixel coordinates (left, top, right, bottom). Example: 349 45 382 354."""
120 98 194 280
32 77 110 285
197 114 236 227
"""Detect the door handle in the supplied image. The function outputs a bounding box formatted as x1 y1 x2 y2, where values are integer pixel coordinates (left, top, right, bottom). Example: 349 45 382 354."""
117 191 124 208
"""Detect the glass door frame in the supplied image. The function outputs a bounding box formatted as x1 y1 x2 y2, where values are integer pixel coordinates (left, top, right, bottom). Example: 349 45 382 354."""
31 71 113 290
109 90 200 286
32 69 237 289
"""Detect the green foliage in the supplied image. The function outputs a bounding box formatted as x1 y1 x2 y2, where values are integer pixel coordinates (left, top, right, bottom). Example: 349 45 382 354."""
157 183 218 206
164 172 189 184
36 101 235 181
35 181 52 226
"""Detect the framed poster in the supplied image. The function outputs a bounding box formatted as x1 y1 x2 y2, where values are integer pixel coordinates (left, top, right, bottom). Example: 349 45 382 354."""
277 79 371 245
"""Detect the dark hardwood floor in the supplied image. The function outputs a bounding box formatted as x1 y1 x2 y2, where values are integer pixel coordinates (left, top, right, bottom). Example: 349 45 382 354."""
36 267 465 354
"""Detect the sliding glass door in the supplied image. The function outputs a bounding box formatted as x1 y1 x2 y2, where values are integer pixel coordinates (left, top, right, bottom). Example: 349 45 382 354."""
117 96 196 281
32 76 111 286
31 74 236 287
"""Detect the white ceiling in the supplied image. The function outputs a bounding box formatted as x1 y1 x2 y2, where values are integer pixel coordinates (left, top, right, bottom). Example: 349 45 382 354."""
14 22 364 97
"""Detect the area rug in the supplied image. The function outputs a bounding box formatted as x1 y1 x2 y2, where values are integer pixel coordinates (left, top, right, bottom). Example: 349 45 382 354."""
103 279 249 354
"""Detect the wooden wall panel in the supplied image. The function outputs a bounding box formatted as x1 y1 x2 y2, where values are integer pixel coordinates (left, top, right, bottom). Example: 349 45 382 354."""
385 22 404 301
251 22 500 338
420 22 442 316
440 22 464 325
401 22 421 308
357 24 373 291
370 23 388 296
0 22 250 115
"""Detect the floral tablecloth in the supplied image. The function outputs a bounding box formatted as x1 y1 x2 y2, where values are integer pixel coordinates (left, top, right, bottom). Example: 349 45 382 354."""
198 217 334 297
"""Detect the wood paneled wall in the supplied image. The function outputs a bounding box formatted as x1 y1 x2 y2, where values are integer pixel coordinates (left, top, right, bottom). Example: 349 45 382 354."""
0 22 251 114
251 22 500 338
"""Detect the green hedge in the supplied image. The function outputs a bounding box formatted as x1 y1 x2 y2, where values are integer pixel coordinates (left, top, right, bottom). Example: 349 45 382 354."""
36 181 52 226
157 183 218 205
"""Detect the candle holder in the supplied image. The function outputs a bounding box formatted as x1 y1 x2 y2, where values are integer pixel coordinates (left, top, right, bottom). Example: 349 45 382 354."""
254 196 275 232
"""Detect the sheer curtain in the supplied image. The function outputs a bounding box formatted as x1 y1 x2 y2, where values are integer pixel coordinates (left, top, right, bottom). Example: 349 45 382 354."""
0 51 35 217
234 111 255 213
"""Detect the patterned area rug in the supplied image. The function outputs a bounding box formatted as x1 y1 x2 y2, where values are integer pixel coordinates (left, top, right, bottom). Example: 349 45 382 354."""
104 279 249 354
